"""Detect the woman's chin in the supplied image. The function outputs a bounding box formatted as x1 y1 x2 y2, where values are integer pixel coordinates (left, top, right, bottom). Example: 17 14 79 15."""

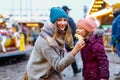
60 28 65 31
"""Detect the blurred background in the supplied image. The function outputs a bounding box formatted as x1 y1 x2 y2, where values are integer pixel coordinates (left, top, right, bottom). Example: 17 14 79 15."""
0 0 91 23
0 0 120 80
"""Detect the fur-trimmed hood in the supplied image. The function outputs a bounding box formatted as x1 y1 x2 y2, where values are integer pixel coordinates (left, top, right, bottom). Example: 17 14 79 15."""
88 29 104 44
93 29 104 38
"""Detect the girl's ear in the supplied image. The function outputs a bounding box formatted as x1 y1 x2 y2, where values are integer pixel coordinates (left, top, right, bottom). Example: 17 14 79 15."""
83 29 88 37
85 32 92 39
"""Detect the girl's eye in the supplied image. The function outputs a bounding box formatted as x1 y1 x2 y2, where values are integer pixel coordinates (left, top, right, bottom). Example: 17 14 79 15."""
77 28 81 29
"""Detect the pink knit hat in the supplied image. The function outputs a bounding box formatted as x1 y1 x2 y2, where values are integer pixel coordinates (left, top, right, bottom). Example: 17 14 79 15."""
76 17 97 32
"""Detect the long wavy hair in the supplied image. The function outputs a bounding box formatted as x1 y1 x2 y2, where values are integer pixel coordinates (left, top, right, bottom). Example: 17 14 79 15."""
53 21 74 48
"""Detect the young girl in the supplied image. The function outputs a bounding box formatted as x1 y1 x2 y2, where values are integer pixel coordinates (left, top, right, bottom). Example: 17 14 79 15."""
25 7 85 80
76 17 109 80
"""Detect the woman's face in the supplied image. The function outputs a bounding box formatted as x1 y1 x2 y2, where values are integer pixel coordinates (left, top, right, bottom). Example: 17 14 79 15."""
76 26 87 37
56 18 67 31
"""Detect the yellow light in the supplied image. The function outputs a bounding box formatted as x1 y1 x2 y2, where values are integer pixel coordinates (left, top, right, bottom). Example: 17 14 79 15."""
91 8 98 11
93 5 102 8
0 19 3 23
90 7 113 18
109 14 113 17
90 12 95 14
95 1 104 4
26 23 39 27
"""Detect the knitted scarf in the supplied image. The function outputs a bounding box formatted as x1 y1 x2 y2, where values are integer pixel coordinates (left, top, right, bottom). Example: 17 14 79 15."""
40 24 65 55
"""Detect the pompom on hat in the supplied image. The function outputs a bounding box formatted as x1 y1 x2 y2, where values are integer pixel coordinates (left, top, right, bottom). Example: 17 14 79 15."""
76 17 97 32
50 7 68 23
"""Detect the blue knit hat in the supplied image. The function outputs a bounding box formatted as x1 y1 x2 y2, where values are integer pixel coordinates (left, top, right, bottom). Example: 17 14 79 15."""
50 7 68 23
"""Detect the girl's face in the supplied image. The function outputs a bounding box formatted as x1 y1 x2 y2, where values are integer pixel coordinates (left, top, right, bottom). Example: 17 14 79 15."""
56 18 67 31
76 26 87 37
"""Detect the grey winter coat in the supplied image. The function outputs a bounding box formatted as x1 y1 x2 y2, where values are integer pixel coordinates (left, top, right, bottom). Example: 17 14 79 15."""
26 24 75 80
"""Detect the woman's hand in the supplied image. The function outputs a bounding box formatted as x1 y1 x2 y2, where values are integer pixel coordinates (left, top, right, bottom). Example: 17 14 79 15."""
71 39 85 56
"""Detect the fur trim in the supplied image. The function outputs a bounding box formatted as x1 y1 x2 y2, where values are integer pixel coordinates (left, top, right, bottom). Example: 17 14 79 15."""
93 29 104 38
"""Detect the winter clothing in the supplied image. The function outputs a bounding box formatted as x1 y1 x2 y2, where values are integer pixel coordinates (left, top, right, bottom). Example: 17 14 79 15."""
26 24 76 80
62 6 81 75
26 6 81 80
76 17 109 79
62 6 76 45
111 9 120 57
81 30 109 80
76 17 97 32
50 7 68 23
111 15 120 46
68 17 76 38
62 6 71 12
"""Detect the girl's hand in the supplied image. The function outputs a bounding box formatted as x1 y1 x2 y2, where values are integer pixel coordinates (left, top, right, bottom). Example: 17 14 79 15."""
71 39 85 56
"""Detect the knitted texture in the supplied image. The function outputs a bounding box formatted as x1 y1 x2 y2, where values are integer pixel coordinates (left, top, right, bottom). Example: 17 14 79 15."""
50 7 68 23
76 17 97 32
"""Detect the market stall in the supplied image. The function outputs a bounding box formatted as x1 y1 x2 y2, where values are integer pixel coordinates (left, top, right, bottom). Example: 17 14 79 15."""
18 21 44 45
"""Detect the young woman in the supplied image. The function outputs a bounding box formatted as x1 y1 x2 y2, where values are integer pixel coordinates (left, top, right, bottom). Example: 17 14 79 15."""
76 17 109 80
25 7 85 80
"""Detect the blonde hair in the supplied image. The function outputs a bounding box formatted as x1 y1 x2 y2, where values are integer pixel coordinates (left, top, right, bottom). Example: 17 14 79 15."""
53 23 74 48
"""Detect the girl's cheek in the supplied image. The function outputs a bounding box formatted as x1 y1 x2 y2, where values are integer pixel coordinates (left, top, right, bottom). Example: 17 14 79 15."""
76 29 81 34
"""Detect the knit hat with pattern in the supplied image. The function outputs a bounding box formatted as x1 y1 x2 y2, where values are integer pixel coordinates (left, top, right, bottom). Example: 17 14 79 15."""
50 7 68 23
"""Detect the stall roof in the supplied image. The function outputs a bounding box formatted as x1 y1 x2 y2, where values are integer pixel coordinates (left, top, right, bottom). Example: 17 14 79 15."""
86 0 120 25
